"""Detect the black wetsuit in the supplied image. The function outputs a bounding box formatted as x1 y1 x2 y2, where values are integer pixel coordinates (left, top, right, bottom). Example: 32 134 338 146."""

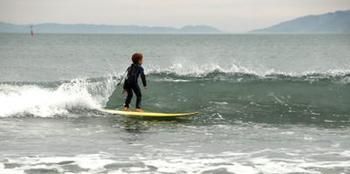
123 63 147 108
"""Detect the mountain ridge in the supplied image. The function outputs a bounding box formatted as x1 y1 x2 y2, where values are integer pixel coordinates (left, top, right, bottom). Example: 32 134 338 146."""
252 10 350 33
0 22 221 34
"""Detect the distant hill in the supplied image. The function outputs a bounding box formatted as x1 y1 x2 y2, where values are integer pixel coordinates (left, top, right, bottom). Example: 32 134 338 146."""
252 10 350 33
0 22 221 34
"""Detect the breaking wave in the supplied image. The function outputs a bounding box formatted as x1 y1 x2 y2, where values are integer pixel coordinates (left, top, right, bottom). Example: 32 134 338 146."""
0 64 349 120
0 78 117 117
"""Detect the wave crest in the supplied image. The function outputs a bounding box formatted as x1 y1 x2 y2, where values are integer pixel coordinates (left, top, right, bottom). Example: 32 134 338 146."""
147 63 350 83
0 78 116 117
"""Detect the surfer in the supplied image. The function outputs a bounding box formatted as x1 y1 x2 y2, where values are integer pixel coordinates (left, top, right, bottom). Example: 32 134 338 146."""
123 53 147 112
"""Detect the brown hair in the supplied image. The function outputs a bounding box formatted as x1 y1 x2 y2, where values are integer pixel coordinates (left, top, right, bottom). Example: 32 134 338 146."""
131 53 143 64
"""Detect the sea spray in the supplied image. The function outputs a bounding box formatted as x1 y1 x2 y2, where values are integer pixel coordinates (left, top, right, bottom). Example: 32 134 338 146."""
0 77 117 117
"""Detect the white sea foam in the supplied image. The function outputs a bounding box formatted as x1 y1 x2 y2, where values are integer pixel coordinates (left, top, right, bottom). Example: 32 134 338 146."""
2 150 349 174
148 63 258 76
147 63 350 79
0 154 117 174
0 78 116 117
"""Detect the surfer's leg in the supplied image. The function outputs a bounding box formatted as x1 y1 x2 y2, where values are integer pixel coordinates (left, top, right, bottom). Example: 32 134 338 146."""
124 88 133 108
133 85 142 109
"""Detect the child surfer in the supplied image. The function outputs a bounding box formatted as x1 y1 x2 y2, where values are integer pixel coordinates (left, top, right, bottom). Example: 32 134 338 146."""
123 53 147 112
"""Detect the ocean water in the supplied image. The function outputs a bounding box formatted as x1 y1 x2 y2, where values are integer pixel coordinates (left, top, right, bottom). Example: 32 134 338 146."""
0 33 350 174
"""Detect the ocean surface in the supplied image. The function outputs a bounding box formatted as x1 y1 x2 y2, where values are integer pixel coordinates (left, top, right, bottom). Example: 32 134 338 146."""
0 33 350 174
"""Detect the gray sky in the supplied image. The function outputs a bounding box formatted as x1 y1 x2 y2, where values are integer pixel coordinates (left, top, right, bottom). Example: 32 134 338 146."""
1 0 349 32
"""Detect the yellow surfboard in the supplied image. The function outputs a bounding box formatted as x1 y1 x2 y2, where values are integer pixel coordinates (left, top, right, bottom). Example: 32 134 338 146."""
100 108 199 117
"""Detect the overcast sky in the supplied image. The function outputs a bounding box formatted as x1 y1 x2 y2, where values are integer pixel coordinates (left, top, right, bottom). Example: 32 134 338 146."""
1 0 349 32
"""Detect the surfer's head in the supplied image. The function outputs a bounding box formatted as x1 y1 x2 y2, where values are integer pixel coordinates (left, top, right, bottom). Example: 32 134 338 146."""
131 53 143 65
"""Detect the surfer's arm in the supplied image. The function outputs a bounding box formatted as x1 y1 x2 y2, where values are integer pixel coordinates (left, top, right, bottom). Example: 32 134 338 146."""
140 68 147 87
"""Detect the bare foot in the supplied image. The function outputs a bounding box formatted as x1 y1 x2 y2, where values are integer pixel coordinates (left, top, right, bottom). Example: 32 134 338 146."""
135 108 144 112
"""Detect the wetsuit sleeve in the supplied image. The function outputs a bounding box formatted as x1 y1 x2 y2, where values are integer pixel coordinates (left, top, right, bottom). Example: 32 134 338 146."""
122 66 131 87
140 67 147 87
